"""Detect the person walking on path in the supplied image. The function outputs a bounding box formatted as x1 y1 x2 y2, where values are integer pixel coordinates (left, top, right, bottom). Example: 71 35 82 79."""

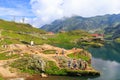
55 50 59 56
61 48 65 55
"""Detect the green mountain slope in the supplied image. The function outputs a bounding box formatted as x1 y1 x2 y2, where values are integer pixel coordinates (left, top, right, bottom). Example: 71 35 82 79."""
104 24 120 42
0 19 46 45
41 14 120 32
0 19 45 33
47 30 104 49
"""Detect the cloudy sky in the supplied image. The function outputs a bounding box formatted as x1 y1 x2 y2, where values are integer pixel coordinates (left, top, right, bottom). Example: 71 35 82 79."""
0 0 120 28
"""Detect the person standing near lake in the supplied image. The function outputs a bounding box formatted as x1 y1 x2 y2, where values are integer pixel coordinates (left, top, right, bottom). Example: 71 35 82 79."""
72 59 78 69
78 59 82 69
84 61 88 70
68 59 72 68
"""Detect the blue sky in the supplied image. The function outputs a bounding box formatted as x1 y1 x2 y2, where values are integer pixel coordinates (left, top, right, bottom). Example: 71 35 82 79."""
0 0 33 16
0 0 34 22
0 0 120 28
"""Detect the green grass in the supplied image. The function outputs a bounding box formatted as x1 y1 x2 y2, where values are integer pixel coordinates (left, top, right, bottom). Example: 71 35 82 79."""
0 75 4 80
1 30 46 45
45 61 67 75
0 77 4 80
0 20 46 34
104 34 113 39
67 52 90 62
115 38 120 43
0 19 47 45
79 42 104 48
43 50 56 54
47 30 91 49
0 20 103 49
0 53 20 60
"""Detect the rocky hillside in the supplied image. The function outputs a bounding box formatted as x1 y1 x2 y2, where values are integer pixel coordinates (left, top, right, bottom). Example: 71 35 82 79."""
0 44 100 79
41 14 120 32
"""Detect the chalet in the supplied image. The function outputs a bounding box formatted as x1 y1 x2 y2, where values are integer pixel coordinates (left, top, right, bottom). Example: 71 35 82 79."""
91 33 104 41
47 32 54 35
92 34 104 37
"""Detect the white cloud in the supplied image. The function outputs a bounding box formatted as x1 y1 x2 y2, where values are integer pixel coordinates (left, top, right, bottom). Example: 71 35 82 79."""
29 0 120 27
30 0 64 27
0 6 34 24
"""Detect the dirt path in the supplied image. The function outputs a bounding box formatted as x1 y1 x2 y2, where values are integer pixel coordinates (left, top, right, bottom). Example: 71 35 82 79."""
0 60 17 77
0 44 87 78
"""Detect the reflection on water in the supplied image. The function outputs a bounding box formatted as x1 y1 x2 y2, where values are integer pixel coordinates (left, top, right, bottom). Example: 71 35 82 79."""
27 76 89 80
90 58 120 80
89 42 120 63
88 42 120 80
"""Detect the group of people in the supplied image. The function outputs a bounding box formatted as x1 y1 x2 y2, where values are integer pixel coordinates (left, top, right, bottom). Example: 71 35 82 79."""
68 59 88 70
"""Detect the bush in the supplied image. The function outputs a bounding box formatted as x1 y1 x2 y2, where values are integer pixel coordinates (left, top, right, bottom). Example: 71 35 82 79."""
10 55 44 74
10 55 67 75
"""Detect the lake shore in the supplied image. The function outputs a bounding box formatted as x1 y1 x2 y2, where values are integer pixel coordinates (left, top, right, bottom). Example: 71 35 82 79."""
0 44 100 79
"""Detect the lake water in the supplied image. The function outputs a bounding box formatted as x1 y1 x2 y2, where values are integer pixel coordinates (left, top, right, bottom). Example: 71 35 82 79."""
90 58 120 80
89 42 120 80
27 42 120 80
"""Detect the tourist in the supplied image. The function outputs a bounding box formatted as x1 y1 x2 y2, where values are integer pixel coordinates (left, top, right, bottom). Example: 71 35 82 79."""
84 61 88 70
82 61 87 70
30 41 34 46
73 47 77 56
72 59 78 69
61 48 65 55
68 59 72 68
78 59 82 69
80 60 84 70
55 50 58 56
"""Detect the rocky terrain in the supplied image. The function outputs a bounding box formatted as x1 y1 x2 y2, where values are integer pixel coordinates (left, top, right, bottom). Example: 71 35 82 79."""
0 44 100 80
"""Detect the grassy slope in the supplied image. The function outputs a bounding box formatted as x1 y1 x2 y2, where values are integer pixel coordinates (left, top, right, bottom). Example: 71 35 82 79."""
0 19 103 48
47 30 103 49
0 20 101 77
0 19 45 33
0 19 46 45
47 30 91 48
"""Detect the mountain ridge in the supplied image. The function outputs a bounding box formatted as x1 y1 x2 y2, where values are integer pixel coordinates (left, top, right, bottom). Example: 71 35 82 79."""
41 14 120 32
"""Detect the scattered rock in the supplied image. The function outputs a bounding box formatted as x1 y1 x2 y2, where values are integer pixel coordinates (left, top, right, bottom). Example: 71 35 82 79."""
41 73 48 78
